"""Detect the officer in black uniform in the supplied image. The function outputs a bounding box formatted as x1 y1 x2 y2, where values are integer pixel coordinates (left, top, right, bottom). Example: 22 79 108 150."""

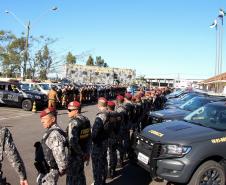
107 101 121 178
91 97 110 185
115 95 127 166
66 101 91 185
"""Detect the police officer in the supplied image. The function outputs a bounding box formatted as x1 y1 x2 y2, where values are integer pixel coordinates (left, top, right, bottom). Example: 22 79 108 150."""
115 95 127 167
0 127 28 185
91 97 109 185
38 108 68 185
107 101 120 178
66 101 91 185
48 86 60 109
123 93 134 156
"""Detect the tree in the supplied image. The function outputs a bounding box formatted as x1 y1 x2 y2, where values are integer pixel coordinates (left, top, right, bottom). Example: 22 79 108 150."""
0 31 24 78
86 55 94 66
95 56 108 67
66 52 76 65
38 45 53 80
0 30 57 79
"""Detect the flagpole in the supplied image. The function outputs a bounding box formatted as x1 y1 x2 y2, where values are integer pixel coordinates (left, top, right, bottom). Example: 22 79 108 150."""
220 22 223 74
215 26 218 76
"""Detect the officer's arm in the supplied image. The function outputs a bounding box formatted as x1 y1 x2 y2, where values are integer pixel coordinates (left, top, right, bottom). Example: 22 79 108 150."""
91 117 104 143
84 125 92 155
69 123 83 155
47 131 67 174
3 128 27 181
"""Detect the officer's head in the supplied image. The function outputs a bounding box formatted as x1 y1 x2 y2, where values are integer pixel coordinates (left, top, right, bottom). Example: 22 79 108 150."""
124 93 132 101
40 107 57 128
116 95 124 104
67 101 81 118
98 97 107 110
107 101 115 111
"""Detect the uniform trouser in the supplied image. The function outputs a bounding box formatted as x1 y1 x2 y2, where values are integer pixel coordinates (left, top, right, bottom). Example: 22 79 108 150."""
66 156 86 185
38 169 59 185
48 100 56 108
91 145 108 185
108 139 117 170
117 137 124 160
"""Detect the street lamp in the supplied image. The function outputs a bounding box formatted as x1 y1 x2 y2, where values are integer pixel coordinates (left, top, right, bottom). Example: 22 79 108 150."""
5 6 58 80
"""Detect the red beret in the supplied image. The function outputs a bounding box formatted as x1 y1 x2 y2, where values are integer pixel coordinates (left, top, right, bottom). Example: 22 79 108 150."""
125 93 132 100
68 101 81 110
132 96 136 101
107 101 116 108
98 97 107 103
116 95 124 101
40 108 57 118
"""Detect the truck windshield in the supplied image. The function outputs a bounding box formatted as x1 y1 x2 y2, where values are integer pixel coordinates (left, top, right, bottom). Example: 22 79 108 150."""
184 104 226 130
179 97 210 112
39 84 50 90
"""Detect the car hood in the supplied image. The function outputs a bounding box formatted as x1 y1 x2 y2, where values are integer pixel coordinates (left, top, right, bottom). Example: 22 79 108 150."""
150 108 190 120
165 99 185 105
141 121 223 145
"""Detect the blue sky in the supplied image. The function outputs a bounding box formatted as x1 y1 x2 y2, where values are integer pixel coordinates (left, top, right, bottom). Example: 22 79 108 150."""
1 0 226 79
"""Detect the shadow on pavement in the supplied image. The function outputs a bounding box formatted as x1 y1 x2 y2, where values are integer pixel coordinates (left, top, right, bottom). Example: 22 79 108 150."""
107 163 152 185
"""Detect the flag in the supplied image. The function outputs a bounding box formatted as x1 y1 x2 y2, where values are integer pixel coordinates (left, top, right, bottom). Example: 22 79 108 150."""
210 19 217 29
219 9 226 17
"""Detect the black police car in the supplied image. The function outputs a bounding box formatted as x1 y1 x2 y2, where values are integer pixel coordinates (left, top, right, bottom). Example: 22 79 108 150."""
133 101 226 185
149 96 226 124
0 81 47 111
164 92 206 109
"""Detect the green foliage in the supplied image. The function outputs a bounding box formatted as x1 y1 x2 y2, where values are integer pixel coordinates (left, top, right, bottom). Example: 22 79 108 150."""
86 55 94 66
66 52 76 65
95 56 108 67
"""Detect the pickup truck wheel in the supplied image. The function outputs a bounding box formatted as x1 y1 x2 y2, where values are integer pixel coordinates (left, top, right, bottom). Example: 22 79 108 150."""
188 160 225 185
22 99 32 111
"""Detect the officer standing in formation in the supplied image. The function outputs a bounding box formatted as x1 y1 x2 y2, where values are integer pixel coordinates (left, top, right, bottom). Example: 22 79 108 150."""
48 86 60 109
115 95 127 167
0 127 28 185
91 97 109 185
107 101 120 178
66 101 91 185
38 108 68 185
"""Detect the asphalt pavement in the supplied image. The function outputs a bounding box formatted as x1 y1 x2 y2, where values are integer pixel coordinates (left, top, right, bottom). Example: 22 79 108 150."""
0 104 166 185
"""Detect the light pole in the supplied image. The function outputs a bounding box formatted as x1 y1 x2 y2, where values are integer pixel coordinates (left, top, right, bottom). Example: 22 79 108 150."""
5 6 58 80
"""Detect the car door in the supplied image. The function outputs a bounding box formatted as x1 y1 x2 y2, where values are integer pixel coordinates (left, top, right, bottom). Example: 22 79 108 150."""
5 84 21 106
0 83 7 104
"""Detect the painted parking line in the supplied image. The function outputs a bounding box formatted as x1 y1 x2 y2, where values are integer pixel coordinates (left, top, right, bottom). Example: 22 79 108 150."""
0 114 34 121
0 108 34 120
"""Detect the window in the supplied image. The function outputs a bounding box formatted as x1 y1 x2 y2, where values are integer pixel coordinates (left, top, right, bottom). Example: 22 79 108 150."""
0 85 5 91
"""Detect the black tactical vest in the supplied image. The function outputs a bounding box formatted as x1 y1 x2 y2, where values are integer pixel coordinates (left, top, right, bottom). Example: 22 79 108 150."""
41 127 66 170
73 115 91 153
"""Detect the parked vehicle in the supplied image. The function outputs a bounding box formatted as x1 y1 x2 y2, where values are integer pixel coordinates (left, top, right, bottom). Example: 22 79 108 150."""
0 81 47 111
132 101 226 184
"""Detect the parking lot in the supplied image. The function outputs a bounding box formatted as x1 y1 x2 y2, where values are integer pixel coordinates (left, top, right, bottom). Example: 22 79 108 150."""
0 105 166 185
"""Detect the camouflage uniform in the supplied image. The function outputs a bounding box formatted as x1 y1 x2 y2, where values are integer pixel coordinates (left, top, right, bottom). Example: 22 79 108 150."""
0 127 27 183
39 124 67 185
91 110 109 185
66 114 91 185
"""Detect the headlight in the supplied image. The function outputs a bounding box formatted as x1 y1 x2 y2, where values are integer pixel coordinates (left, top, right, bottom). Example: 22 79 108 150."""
160 144 191 157
163 119 172 122
35 95 41 100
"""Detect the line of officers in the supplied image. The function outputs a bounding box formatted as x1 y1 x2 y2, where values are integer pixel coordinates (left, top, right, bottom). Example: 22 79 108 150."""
48 85 127 108
0 89 169 185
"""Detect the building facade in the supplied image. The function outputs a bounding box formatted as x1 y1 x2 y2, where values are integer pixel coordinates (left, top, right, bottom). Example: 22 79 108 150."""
66 64 136 85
